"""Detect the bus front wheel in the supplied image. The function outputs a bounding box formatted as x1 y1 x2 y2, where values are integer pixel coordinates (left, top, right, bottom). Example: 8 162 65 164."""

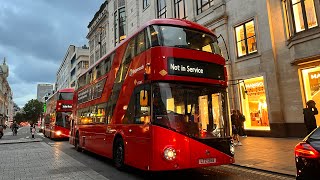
113 138 125 170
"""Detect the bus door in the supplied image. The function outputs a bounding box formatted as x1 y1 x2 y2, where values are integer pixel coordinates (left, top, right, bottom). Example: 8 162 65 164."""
92 103 108 154
124 85 151 169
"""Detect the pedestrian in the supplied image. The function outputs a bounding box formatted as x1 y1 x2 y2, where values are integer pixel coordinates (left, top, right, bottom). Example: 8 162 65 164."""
31 124 36 139
12 121 18 136
237 110 247 137
0 125 4 139
231 110 242 146
303 100 318 134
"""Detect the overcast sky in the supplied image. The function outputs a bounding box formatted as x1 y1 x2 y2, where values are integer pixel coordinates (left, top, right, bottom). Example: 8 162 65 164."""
0 0 103 108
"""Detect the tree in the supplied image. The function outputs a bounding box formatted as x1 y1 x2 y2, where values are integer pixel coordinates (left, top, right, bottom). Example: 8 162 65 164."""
14 112 25 124
23 99 43 124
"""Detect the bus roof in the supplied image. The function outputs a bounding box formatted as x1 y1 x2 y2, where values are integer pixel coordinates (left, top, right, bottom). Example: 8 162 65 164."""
58 88 74 93
83 18 216 77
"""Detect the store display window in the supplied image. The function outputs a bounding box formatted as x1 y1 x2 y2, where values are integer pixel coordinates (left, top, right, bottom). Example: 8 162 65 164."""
301 67 320 126
240 76 270 130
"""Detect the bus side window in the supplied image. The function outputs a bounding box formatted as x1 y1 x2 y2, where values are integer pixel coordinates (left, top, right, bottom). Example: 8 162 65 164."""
145 29 151 50
105 103 114 124
149 25 160 47
136 30 146 55
117 38 135 83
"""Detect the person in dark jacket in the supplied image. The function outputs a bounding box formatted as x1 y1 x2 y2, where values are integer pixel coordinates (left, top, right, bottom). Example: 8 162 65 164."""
303 100 318 134
231 110 242 146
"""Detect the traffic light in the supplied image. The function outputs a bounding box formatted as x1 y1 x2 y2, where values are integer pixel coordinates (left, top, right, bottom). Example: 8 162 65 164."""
43 103 46 113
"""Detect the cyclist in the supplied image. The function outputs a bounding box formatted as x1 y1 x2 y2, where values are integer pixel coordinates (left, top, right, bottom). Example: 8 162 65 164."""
12 121 19 136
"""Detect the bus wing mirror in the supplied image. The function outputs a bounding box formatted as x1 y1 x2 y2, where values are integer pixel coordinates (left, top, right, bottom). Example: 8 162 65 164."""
140 90 148 107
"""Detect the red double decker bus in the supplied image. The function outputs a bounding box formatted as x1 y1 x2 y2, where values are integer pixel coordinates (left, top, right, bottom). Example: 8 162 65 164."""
44 88 74 139
70 19 234 171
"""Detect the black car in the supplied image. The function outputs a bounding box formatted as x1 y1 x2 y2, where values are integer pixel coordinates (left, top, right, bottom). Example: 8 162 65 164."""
295 127 320 179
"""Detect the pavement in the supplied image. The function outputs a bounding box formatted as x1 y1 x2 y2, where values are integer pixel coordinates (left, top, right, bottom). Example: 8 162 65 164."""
0 127 300 178
233 136 300 177
0 127 109 180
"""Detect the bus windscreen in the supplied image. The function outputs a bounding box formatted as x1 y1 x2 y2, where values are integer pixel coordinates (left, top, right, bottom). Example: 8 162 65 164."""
58 92 73 100
152 82 228 139
151 25 221 55
55 112 71 129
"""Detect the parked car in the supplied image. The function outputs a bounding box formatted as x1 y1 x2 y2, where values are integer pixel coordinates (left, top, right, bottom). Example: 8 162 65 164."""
295 127 320 179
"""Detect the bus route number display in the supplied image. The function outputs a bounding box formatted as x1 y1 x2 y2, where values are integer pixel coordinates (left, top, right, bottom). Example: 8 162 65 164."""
167 58 225 80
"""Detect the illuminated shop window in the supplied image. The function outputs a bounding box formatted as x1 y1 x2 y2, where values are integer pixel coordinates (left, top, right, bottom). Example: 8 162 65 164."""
283 0 318 35
235 20 257 57
301 67 320 126
240 77 270 130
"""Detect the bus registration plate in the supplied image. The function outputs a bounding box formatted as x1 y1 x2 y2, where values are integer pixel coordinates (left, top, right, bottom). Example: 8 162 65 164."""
198 158 216 164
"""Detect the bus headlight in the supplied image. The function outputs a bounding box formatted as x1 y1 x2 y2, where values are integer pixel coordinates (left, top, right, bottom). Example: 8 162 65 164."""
56 131 62 136
164 147 176 161
230 144 235 155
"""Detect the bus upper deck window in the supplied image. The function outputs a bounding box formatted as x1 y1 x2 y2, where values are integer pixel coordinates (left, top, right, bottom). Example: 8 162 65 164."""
149 26 160 47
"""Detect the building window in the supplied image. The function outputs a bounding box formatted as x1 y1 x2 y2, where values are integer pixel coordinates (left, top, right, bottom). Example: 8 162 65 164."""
283 0 318 35
197 0 214 15
90 54 94 66
174 0 186 19
235 20 257 57
114 7 126 46
143 0 150 9
119 7 126 42
101 42 106 56
114 11 118 46
157 0 167 18
240 76 270 131
95 50 99 62
89 39 94 52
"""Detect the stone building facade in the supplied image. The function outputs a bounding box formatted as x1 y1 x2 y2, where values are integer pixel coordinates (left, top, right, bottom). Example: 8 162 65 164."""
88 0 320 137
56 45 89 90
0 58 13 125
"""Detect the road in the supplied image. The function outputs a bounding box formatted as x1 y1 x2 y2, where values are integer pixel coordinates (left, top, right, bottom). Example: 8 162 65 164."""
1 126 294 180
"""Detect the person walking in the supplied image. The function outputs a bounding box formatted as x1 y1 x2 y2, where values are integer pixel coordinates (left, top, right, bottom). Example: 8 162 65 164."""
303 100 318 134
0 125 4 139
31 123 36 139
231 110 242 146
12 121 18 136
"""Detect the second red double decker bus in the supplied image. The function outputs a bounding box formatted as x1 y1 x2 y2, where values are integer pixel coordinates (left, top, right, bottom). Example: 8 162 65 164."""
44 88 74 139
70 18 234 171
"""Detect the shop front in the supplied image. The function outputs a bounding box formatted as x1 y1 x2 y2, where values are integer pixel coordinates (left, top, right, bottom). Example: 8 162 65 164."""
301 66 320 126
239 76 270 131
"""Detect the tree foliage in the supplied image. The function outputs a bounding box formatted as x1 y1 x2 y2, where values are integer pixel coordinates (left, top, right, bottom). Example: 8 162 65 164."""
23 99 43 124
13 112 25 124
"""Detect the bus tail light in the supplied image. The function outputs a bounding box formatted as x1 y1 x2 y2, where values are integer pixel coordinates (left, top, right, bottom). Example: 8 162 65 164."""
164 147 176 161
56 131 62 136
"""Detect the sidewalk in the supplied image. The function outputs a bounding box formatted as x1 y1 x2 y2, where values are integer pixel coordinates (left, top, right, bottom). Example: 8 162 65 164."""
233 136 301 177
0 141 109 180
